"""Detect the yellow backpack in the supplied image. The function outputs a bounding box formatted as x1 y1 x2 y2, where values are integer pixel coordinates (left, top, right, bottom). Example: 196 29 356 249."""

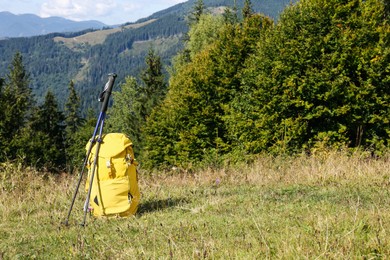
85 133 140 217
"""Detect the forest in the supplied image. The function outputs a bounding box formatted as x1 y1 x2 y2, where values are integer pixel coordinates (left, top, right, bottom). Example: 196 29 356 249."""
0 0 293 113
0 0 389 172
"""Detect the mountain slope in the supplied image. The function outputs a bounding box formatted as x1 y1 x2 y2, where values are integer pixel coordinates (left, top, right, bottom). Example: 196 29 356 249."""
0 0 294 113
0 11 107 38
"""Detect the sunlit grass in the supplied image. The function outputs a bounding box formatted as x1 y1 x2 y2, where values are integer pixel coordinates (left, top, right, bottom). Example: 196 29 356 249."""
1 150 389 258
53 19 157 48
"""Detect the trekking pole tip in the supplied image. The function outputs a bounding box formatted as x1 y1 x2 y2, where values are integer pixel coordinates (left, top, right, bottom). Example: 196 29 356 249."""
80 221 87 227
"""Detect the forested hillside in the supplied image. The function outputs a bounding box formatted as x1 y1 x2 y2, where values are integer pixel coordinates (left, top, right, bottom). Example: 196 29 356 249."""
0 0 293 112
0 0 388 172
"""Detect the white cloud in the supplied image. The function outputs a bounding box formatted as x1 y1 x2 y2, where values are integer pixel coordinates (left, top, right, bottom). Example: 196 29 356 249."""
121 0 185 14
122 3 141 12
0 0 42 15
34 0 187 24
40 0 117 21
122 0 186 15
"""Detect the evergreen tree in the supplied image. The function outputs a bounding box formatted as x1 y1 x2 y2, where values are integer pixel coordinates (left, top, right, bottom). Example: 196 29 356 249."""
187 14 225 59
242 0 254 19
65 80 83 134
188 0 206 25
143 14 273 169
64 80 85 171
68 108 99 171
33 91 64 138
107 76 142 152
144 0 389 168
223 0 239 25
233 0 389 154
0 52 33 161
179 0 209 69
66 107 97 172
107 49 166 157
6 52 32 126
12 91 66 170
33 91 65 169
139 48 167 121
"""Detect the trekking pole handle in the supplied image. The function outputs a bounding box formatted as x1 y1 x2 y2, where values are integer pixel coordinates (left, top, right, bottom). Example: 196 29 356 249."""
99 73 117 113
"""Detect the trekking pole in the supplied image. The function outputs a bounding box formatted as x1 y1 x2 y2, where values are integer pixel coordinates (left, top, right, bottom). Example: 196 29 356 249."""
81 73 116 226
63 73 117 226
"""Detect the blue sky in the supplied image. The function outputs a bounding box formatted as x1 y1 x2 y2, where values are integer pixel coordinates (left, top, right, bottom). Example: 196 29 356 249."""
0 0 187 25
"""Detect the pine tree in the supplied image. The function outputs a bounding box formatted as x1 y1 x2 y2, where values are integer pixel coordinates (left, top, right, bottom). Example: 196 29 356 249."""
108 48 167 157
223 0 239 25
64 80 85 171
31 91 66 169
188 0 206 26
6 52 32 128
180 0 208 68
187 14 225 58
107 76 142 150
234 0 390 154
0 52 33 161
139 48 167 121
65 80 83 134
143 14 273 169
67 108 98 172
242 0 254 19
34 91 64 135
10 90 65 170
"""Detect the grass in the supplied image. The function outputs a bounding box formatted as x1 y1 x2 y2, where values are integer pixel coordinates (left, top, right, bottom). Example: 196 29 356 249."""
53 19 157 48
1 150 389 259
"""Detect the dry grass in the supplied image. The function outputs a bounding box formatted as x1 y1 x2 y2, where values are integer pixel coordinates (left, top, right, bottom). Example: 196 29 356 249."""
53 19 157 48
0 150 389 258
149 150 389 188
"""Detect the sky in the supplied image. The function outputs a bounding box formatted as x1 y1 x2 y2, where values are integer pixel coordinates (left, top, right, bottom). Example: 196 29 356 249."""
0 0 187 25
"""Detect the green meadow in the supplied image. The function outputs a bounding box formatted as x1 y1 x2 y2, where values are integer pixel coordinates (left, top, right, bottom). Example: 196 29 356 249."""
1 150 389 259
